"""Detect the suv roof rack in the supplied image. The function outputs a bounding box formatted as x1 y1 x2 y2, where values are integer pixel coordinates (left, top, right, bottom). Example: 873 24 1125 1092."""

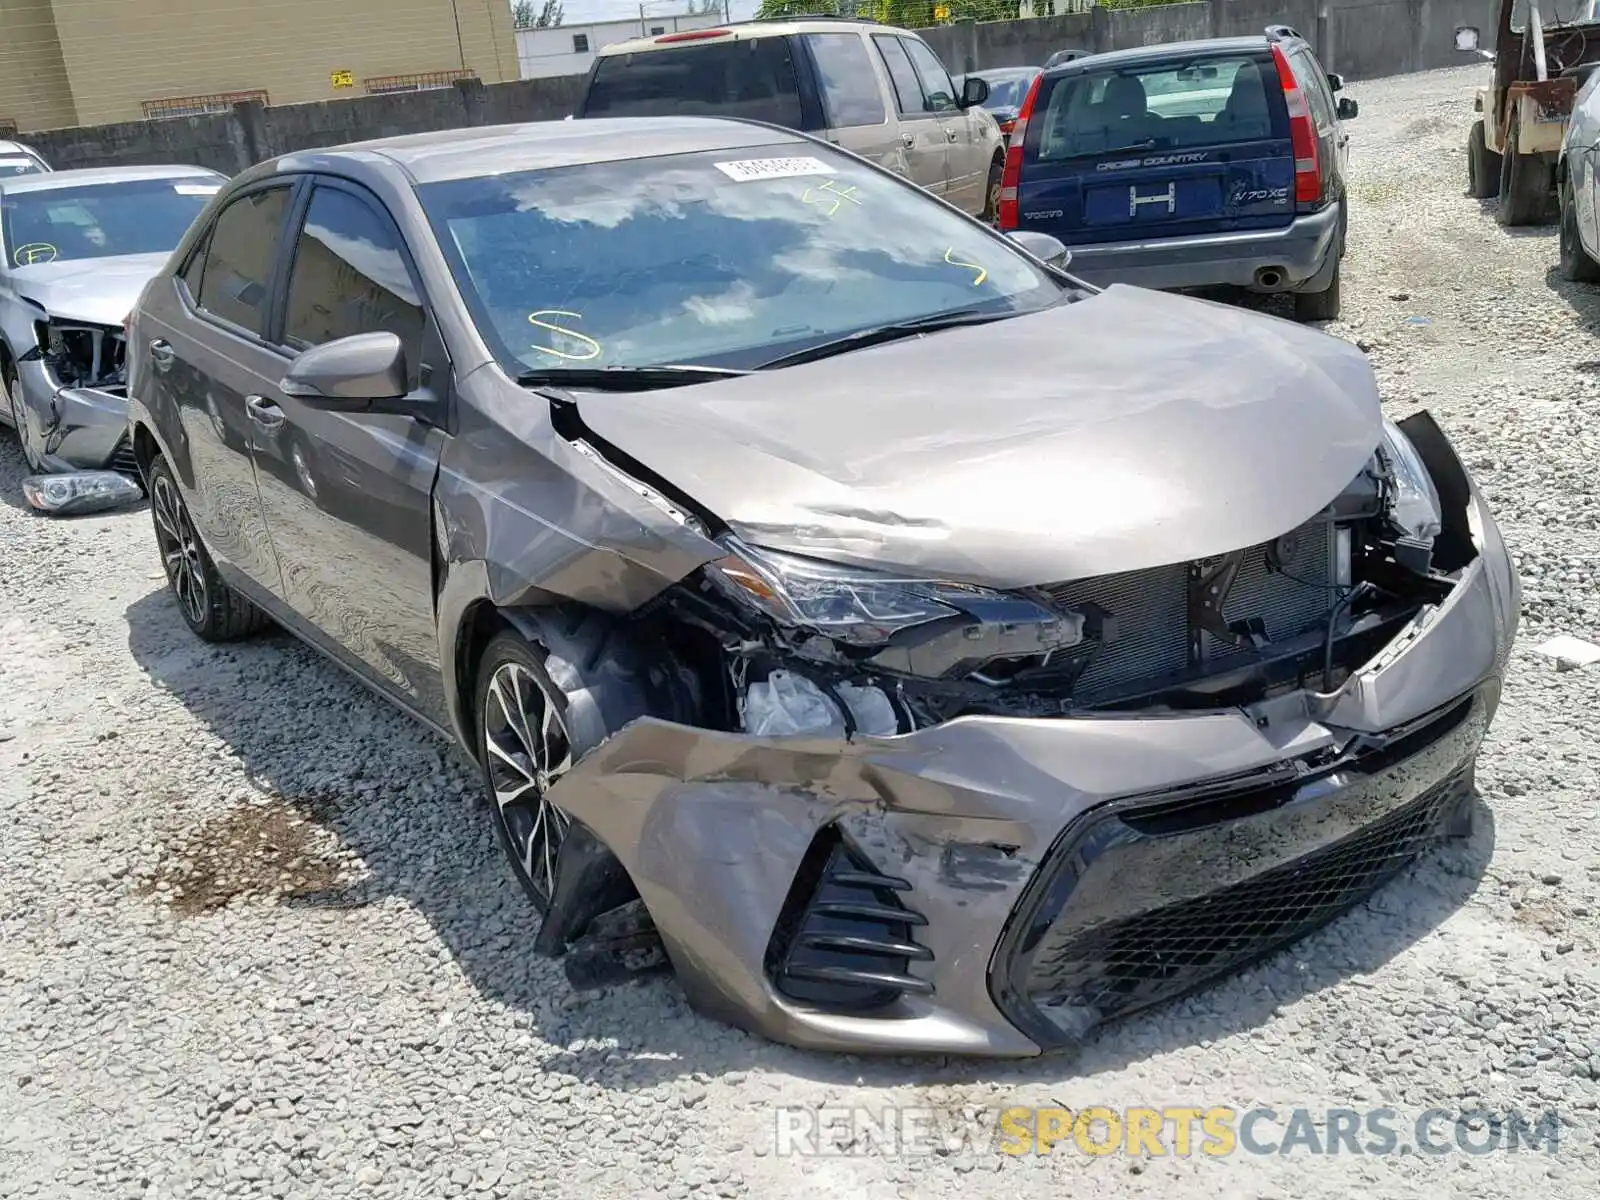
1263 24 1302 41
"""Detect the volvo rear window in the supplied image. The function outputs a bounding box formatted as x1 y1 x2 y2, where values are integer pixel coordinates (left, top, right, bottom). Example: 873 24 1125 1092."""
583 38 805 128
1030 55 1285 160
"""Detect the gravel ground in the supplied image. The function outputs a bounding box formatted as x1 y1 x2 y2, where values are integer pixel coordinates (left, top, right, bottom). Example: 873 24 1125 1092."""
3 63 1599 1200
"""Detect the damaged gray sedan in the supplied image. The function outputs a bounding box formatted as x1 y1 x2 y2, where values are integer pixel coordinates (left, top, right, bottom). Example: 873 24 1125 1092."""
126 117 1519 1058
0 165 224 477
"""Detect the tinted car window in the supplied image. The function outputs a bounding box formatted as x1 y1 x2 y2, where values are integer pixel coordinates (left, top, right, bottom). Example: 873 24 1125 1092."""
980 73 1038 110
1290 46 1336 130
1032 55 1282 159
1 176 221 267
872 34 925 115
196 185 292 337
804 33 887 127
0 155 45 178
283 186 425 374
584 39 804 127
900 38 958 114
419 146 1065 375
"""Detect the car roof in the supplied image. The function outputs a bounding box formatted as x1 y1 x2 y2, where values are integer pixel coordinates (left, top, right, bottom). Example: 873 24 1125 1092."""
270 117 808 186
0 164 221 193
1045 35 1276 75
0 140 42 157
594 16 884 56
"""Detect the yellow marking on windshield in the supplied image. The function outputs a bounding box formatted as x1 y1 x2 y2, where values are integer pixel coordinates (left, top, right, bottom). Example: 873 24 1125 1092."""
943 247 988 287
13 242 58 266
800 180 862 217
527 310 602 362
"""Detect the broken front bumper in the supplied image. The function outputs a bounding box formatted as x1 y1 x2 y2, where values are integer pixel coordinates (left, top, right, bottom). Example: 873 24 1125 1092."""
12 358 134 474
547 474 1518 1058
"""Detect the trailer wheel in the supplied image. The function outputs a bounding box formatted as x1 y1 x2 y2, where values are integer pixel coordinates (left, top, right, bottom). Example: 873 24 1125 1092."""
1467 119 1500 199
1497 120 1554 226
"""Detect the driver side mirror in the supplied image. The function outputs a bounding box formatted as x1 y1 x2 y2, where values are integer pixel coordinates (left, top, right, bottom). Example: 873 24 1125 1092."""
960 76 990 108
1326 72 1344 92
1337 97 1359 120
281 331 409 407
1006 229 1071 270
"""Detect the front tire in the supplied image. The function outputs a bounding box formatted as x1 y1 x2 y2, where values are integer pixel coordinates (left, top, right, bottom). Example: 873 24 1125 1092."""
1559 178 1600 282
5 362 43 472
982 154 1003 224
147 455 269 642
1467 119 1500 199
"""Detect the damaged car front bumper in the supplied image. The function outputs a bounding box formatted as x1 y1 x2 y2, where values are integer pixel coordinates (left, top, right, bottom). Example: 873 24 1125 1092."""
12 356 136 475
542 455 1518 1058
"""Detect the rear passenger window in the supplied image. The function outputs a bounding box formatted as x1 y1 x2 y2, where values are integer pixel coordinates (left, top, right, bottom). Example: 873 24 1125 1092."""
805 33 887 127
872 35 926 116
1292 48 1336 129
197 185 292 337
1032 56 1280 160
283 185 424 378
583 38 804 128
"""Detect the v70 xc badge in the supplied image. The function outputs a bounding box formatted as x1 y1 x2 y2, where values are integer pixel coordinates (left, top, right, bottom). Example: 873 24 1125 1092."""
1129 182 1176 216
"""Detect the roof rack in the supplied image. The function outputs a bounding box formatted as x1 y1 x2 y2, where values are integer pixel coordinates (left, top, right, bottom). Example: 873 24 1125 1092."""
1263 24 1302 41
748 12 879 22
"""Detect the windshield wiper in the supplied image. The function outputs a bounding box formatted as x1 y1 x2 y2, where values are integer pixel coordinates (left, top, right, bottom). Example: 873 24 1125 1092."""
514 363 749 391
755 309 1015 371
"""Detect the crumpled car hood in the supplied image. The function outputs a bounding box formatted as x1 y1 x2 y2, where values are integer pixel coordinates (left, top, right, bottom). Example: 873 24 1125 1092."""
10 252 168 327
576 284 1384 588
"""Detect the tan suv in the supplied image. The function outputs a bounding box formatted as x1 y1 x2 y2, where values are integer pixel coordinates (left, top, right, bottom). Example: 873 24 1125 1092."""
575 17 1007 220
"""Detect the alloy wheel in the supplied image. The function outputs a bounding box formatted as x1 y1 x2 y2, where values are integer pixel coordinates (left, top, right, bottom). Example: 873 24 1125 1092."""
483 661 574 907
151 474 207 627
6 369 41 471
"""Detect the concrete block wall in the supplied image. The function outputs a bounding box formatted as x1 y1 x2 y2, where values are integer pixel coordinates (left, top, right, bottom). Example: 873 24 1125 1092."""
22 0 1493 174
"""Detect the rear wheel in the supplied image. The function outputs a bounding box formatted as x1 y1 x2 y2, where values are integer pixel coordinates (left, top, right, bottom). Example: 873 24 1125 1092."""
1294 260 1342 322
1497 121 1553 225
147 455 270 642
1467 119 1500 199
982 154 1004 224
4 362 43 472
1559 178 1600 282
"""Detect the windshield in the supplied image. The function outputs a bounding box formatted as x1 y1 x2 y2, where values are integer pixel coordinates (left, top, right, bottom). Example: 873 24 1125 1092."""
418 145 1066 374
583 39 804 126
981 73 1038 110
0 155 46 178
1511 0 1600 29
2 175 221 267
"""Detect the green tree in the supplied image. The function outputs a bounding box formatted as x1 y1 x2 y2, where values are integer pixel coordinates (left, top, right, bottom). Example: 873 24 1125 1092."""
755 0 838 16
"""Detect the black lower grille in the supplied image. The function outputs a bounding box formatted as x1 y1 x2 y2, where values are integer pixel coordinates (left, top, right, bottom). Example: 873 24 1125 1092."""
108 435 139 478
765 826 933 1012
1013 773 1467 1041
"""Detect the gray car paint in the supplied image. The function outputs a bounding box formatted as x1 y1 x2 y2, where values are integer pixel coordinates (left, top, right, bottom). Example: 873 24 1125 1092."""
574 283 1382 586
0 167 223 472
124 116 1519 1057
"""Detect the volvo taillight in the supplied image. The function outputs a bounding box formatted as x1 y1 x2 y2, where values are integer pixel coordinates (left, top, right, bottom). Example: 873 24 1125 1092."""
1270 44 1321 205
997 73 1043 230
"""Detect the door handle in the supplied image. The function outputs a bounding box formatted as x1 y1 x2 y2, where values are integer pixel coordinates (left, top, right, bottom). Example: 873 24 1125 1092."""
946 127 958 142
148 338 174 369
244 394 285 433
901 133 916 149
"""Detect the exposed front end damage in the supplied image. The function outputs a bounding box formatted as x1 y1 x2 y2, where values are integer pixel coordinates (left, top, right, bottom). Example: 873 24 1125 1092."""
528 411 1519 1056
13 316 138 477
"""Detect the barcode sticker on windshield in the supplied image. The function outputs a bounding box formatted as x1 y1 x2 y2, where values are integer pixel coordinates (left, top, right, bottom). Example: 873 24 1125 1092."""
173 183 221 195
713 157 837 183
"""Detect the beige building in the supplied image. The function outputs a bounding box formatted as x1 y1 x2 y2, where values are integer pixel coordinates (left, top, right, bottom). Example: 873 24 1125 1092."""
0 0 517 134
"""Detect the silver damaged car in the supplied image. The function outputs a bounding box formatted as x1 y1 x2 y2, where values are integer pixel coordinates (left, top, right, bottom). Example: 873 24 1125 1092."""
123 118 1520 1058
1 165 223 475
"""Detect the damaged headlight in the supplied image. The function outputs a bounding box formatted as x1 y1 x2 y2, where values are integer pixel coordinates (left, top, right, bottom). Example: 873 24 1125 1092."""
707 536 1019 646
22 471 144 516
1378 418 1442 546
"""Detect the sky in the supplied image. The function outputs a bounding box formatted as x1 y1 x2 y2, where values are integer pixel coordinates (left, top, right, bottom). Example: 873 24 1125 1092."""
517 0 762 27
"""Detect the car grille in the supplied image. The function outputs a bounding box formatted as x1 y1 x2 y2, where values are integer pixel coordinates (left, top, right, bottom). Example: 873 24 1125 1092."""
1000 759 1473 1047
1037 518 1336 696
765 825 933 1012
108 435 139 478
